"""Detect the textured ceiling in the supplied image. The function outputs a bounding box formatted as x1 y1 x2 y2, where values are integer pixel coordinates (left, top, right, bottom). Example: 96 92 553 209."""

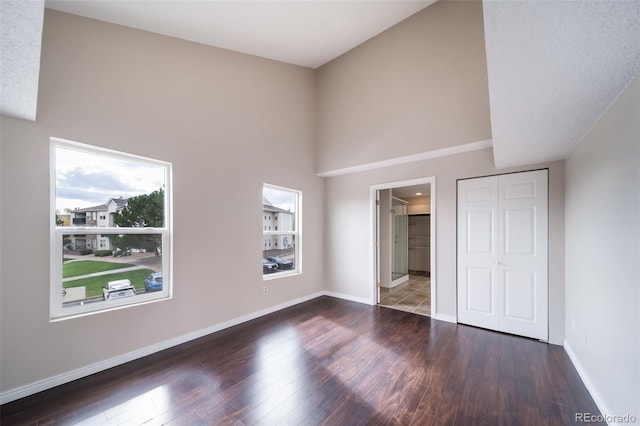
45 0 434 69
484 0 640 168
0 0 44 121
3 0 639 170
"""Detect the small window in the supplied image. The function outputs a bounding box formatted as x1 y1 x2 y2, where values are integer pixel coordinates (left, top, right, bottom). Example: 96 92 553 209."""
51 138 172 320
262 184 300 279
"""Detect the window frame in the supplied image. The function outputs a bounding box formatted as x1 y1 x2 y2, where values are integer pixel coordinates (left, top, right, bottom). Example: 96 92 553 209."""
50 138 173 321
262 183 301 280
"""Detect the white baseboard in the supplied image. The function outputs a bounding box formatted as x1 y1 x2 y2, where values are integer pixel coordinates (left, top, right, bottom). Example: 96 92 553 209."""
564 339 620 426
432 313 457 324
1 291 445 405
389 274 410 288
322 291 372 306
0 291 325 405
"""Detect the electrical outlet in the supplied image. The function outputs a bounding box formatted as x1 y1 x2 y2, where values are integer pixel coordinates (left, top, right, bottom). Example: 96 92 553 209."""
263 286 268 295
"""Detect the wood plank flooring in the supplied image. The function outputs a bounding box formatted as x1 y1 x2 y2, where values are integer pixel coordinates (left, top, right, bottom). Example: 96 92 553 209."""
1 297 602 425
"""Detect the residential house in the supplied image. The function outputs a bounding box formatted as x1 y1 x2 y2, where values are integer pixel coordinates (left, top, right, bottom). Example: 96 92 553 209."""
69 197 127 250
0 0 638 422
263 196 294 256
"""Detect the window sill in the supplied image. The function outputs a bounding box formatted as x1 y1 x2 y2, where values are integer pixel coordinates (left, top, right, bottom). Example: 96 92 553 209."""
263 270 300 281
50 292 172 322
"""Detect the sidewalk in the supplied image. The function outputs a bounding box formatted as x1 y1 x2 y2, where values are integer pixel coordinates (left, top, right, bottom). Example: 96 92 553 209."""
63 251 162 270
64 252 157 264
62 265 149 282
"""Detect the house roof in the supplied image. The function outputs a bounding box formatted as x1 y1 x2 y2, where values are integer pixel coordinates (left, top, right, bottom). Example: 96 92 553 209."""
264 206 292 214
73 203 108 213
263 196 291 214
112 197 127 208
72 197 127 213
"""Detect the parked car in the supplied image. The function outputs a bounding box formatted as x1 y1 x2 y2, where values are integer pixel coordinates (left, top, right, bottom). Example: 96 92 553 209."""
263 258 278 273
103 279 136 300
267 256 294 270
112 249 131 257
144 272 163 292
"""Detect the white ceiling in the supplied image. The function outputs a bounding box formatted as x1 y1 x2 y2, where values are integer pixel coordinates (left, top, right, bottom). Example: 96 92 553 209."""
392 184 431 201
2 0 639 170
0 0 44 122
484 0 640 168
44 0 434 69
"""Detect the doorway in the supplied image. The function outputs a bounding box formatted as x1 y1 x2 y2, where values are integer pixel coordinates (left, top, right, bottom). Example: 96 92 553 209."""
371 177 436 317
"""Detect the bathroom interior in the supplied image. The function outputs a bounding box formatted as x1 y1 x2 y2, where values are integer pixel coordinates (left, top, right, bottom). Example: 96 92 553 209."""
378 183 431 316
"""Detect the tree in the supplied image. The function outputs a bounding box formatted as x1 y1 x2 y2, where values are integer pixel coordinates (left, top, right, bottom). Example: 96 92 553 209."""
109 189 164 254
56 214 72 248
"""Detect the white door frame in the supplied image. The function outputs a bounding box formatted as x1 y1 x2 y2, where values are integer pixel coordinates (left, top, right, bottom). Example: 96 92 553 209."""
369 176 436 316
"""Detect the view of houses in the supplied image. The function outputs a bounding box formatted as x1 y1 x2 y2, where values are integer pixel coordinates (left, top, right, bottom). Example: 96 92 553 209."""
262 196 294 256
60 195 293 258
59 197 128 251
56 194 164 307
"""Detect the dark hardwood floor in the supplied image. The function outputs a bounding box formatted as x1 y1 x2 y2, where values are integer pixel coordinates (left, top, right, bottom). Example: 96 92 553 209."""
1 296 602 425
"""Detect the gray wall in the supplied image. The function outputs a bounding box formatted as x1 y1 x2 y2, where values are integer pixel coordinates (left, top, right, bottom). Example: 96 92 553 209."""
565 76 639 419
315 0 491 175
0 10 324 393
323 148 566 344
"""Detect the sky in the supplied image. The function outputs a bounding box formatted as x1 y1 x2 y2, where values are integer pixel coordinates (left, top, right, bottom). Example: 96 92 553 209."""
263 186 296 212
55 145 166 212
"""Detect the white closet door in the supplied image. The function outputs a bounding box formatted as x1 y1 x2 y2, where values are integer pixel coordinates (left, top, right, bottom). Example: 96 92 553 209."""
457 176 499 331
458 170 548 340
498 170 548 339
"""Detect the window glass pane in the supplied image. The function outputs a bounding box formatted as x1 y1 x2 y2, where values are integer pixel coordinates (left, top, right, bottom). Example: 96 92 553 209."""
263 187 296 232
52 140 171 320
262 184 299 277
55 145 166 228
263 235 296 274
61 233 164 309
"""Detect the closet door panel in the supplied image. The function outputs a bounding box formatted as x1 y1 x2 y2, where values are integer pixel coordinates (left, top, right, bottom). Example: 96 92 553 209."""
458 170 548 340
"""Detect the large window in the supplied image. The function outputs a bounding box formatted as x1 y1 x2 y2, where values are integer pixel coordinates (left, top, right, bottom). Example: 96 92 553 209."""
263 184 300 279
50 138 172 320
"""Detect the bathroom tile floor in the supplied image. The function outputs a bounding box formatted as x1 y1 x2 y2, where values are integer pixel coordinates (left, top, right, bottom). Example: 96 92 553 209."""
379 272 430 316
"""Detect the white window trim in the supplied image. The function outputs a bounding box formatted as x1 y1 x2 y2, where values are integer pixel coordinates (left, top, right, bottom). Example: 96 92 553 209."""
263 183 301 280
50 138 173 321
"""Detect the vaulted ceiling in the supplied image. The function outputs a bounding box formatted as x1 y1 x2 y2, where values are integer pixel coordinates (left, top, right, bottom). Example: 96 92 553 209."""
483 0 640 168
2 0 639 169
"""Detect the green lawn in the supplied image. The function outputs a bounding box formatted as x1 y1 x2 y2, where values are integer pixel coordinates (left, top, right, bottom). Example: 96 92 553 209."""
64 269 154 298
63 260 134 278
